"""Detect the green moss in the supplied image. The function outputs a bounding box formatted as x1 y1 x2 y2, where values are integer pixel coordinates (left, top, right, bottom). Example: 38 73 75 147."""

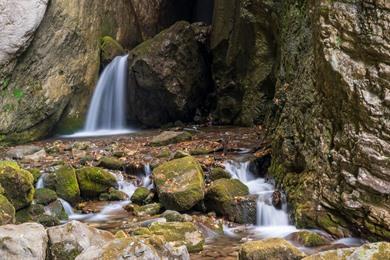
149 222 205 253
47 166 80 204
0 160 20 170
50 241 83 260
28 168 42 184
293 231 330 247
76 167 118 198
153 156 205 211
130 203 162 217
131 187 152 205
98 156 126 170
0 164 34 210
15 204 45 223
239 238 306 260
209 167 231 181
99 188 128 201
100 36 125 63
46 199 68 221
204 178 249 218
0 194 15 225
34 188 58 205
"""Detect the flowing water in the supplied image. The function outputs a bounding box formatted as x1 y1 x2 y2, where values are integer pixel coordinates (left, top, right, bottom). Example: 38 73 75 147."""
65 55 134 137
223 161 293 233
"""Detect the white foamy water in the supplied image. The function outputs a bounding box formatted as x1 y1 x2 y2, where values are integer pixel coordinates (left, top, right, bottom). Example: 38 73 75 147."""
64 55 135 138
35 173 45 189
66 164 153 222
223 160 290 228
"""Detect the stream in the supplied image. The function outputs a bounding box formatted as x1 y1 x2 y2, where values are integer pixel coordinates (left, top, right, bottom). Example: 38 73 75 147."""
36 157 364 259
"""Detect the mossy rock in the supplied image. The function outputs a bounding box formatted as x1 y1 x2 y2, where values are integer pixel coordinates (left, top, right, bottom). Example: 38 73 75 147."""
76 167 118 198
131 187 152 205
99 188 128 201
126 203 162 217
173 150 190 159
100 36 125 64
239 238 306 260
0 194 15 225
35 214 61 227
204 178 249 220
209 167 231 181
0 160 20 170
34 188 58 205
46 199 68 221
97 156 126 170
150 131 192 146
0 163 34 210
289 231 330 247
153 156 205 211
45 166 80 204
28 168 42 184
50 241 83 260
15 204 45 223
149 222 205 253
161 210 185 222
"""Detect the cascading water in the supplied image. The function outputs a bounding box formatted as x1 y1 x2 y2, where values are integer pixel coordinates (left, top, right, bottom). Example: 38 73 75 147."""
36 164 153 222
66 55 134 137
223 160 297 238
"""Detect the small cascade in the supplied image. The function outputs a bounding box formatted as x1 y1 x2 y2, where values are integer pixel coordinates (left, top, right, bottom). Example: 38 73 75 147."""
58 198 74 215
73 164 154 222
223 161 291 228
66 55 133 137
35 174 45 189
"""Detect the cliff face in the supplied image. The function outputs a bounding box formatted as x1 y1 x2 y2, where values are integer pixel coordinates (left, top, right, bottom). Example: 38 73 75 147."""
269 0 389 240
0 0 195 142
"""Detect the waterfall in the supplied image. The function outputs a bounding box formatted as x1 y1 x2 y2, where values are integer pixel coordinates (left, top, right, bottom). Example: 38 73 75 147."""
35 174 45 189
223 161 290 227
65 55 133 137
85 55 128 131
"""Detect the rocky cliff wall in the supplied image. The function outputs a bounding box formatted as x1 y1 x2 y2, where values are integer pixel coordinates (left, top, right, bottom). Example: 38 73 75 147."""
268 0 389 240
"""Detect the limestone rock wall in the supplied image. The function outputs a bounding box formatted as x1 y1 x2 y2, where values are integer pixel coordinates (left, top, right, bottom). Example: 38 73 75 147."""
0 0 191 142
269 0 390 240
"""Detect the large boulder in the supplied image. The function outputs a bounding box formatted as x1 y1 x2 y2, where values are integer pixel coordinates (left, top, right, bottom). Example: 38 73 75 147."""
128 21 210 127
75 237 160 260
205 178 252 223
239 238 306 260
0 161 34 210
97 156 126 171
47 220 115 259
0 194 15 225
153 156 205 211
303 242 390 260
34 188 58 205
45 165 80 204
131 187 153 205
0 222 48 259
76 236 190 260
76 167 118 198
0 0 48 65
